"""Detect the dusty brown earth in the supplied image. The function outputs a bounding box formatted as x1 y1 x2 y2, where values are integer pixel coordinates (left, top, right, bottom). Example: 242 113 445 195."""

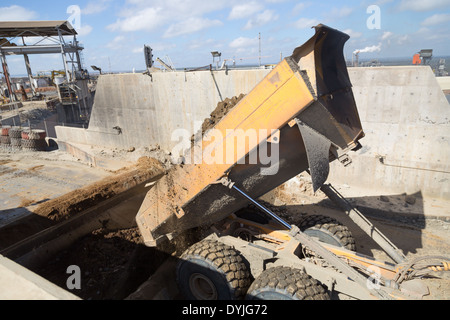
32 227 170 300
0 153 165 250
189 93 246 147
33 156 164 221
200 94 246 135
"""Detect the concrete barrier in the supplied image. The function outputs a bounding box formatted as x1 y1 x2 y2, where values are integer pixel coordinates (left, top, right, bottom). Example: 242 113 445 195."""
328 66 449 200
0 254 80 300
56 69 270 150
436 76 450 91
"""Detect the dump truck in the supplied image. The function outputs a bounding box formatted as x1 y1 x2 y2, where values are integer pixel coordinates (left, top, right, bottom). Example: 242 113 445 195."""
136 24 449 300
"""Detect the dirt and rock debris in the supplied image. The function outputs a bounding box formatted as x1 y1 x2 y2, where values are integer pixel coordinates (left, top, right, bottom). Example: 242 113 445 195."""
31 227 170 300
201 93 245 135
33 156 164 221
0 151 166 250
189 94 246 148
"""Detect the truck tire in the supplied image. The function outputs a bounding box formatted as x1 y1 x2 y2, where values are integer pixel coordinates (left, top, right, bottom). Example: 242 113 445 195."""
296 215 356 251
28 129 46 140
21 128 31 140
176 239 251 300
246 266 329 300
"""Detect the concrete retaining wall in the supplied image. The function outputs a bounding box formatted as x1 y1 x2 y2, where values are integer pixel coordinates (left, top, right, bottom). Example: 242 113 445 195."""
56 69 269 150
0 254 80 300
436 76 450 91
328 66 449 199
56 66 450 200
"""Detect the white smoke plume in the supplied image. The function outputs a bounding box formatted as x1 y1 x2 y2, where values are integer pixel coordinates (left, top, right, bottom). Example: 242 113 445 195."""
353 43 382 54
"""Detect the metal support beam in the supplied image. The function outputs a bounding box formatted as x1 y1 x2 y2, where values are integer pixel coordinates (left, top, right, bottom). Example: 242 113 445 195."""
58 29 71 83
0 44 82 55
73 36 83 73
0 53 16 102
23 54 36 97
231 184 293 230
321 183 407 264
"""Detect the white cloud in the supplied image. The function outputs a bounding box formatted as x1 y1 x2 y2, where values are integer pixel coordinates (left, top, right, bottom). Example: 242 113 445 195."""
343 29 362 39
82 0 111 15
106 35 126 49
107 7 165 32
415 26 450 41
374 0 394 4
293 18 319 29
0 5 37 21
397 35 410 45
77 25 93 37
381 31 394 40
229 36 259 48
399 0 450 11
244 10 279 30
151 42 177 52
163 17 222 38
228 2 264 20
122 0 228 19
189 39 221 50
292 2 311 14
107 0 229 35
327 7 353 18
421 13 450 26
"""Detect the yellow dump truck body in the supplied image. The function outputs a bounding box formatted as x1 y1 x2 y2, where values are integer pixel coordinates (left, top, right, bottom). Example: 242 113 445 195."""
137 25 364 246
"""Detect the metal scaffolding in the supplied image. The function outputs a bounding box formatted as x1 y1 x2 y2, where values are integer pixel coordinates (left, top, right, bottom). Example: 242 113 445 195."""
0 20 91 123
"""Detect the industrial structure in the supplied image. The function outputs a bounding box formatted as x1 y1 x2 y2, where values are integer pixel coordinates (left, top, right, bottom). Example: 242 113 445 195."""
0 21 92 124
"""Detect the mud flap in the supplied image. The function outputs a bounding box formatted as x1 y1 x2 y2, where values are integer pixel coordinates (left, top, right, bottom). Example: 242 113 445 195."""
295 118 331 192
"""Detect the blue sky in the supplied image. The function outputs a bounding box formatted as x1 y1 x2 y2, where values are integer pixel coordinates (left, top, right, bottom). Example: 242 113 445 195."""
1 0 449 74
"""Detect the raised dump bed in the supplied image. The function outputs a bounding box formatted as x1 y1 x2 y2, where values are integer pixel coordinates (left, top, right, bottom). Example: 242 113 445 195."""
136 24 364 246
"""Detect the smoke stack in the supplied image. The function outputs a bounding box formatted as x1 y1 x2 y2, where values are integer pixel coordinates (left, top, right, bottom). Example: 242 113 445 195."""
353 43 382 54
352 43 381 67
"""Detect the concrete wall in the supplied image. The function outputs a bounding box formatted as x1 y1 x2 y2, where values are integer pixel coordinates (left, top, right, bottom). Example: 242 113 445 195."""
56 69 270 150
56 66 450 199
0 254 80 300
327 66 449 199
436 76 450 91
